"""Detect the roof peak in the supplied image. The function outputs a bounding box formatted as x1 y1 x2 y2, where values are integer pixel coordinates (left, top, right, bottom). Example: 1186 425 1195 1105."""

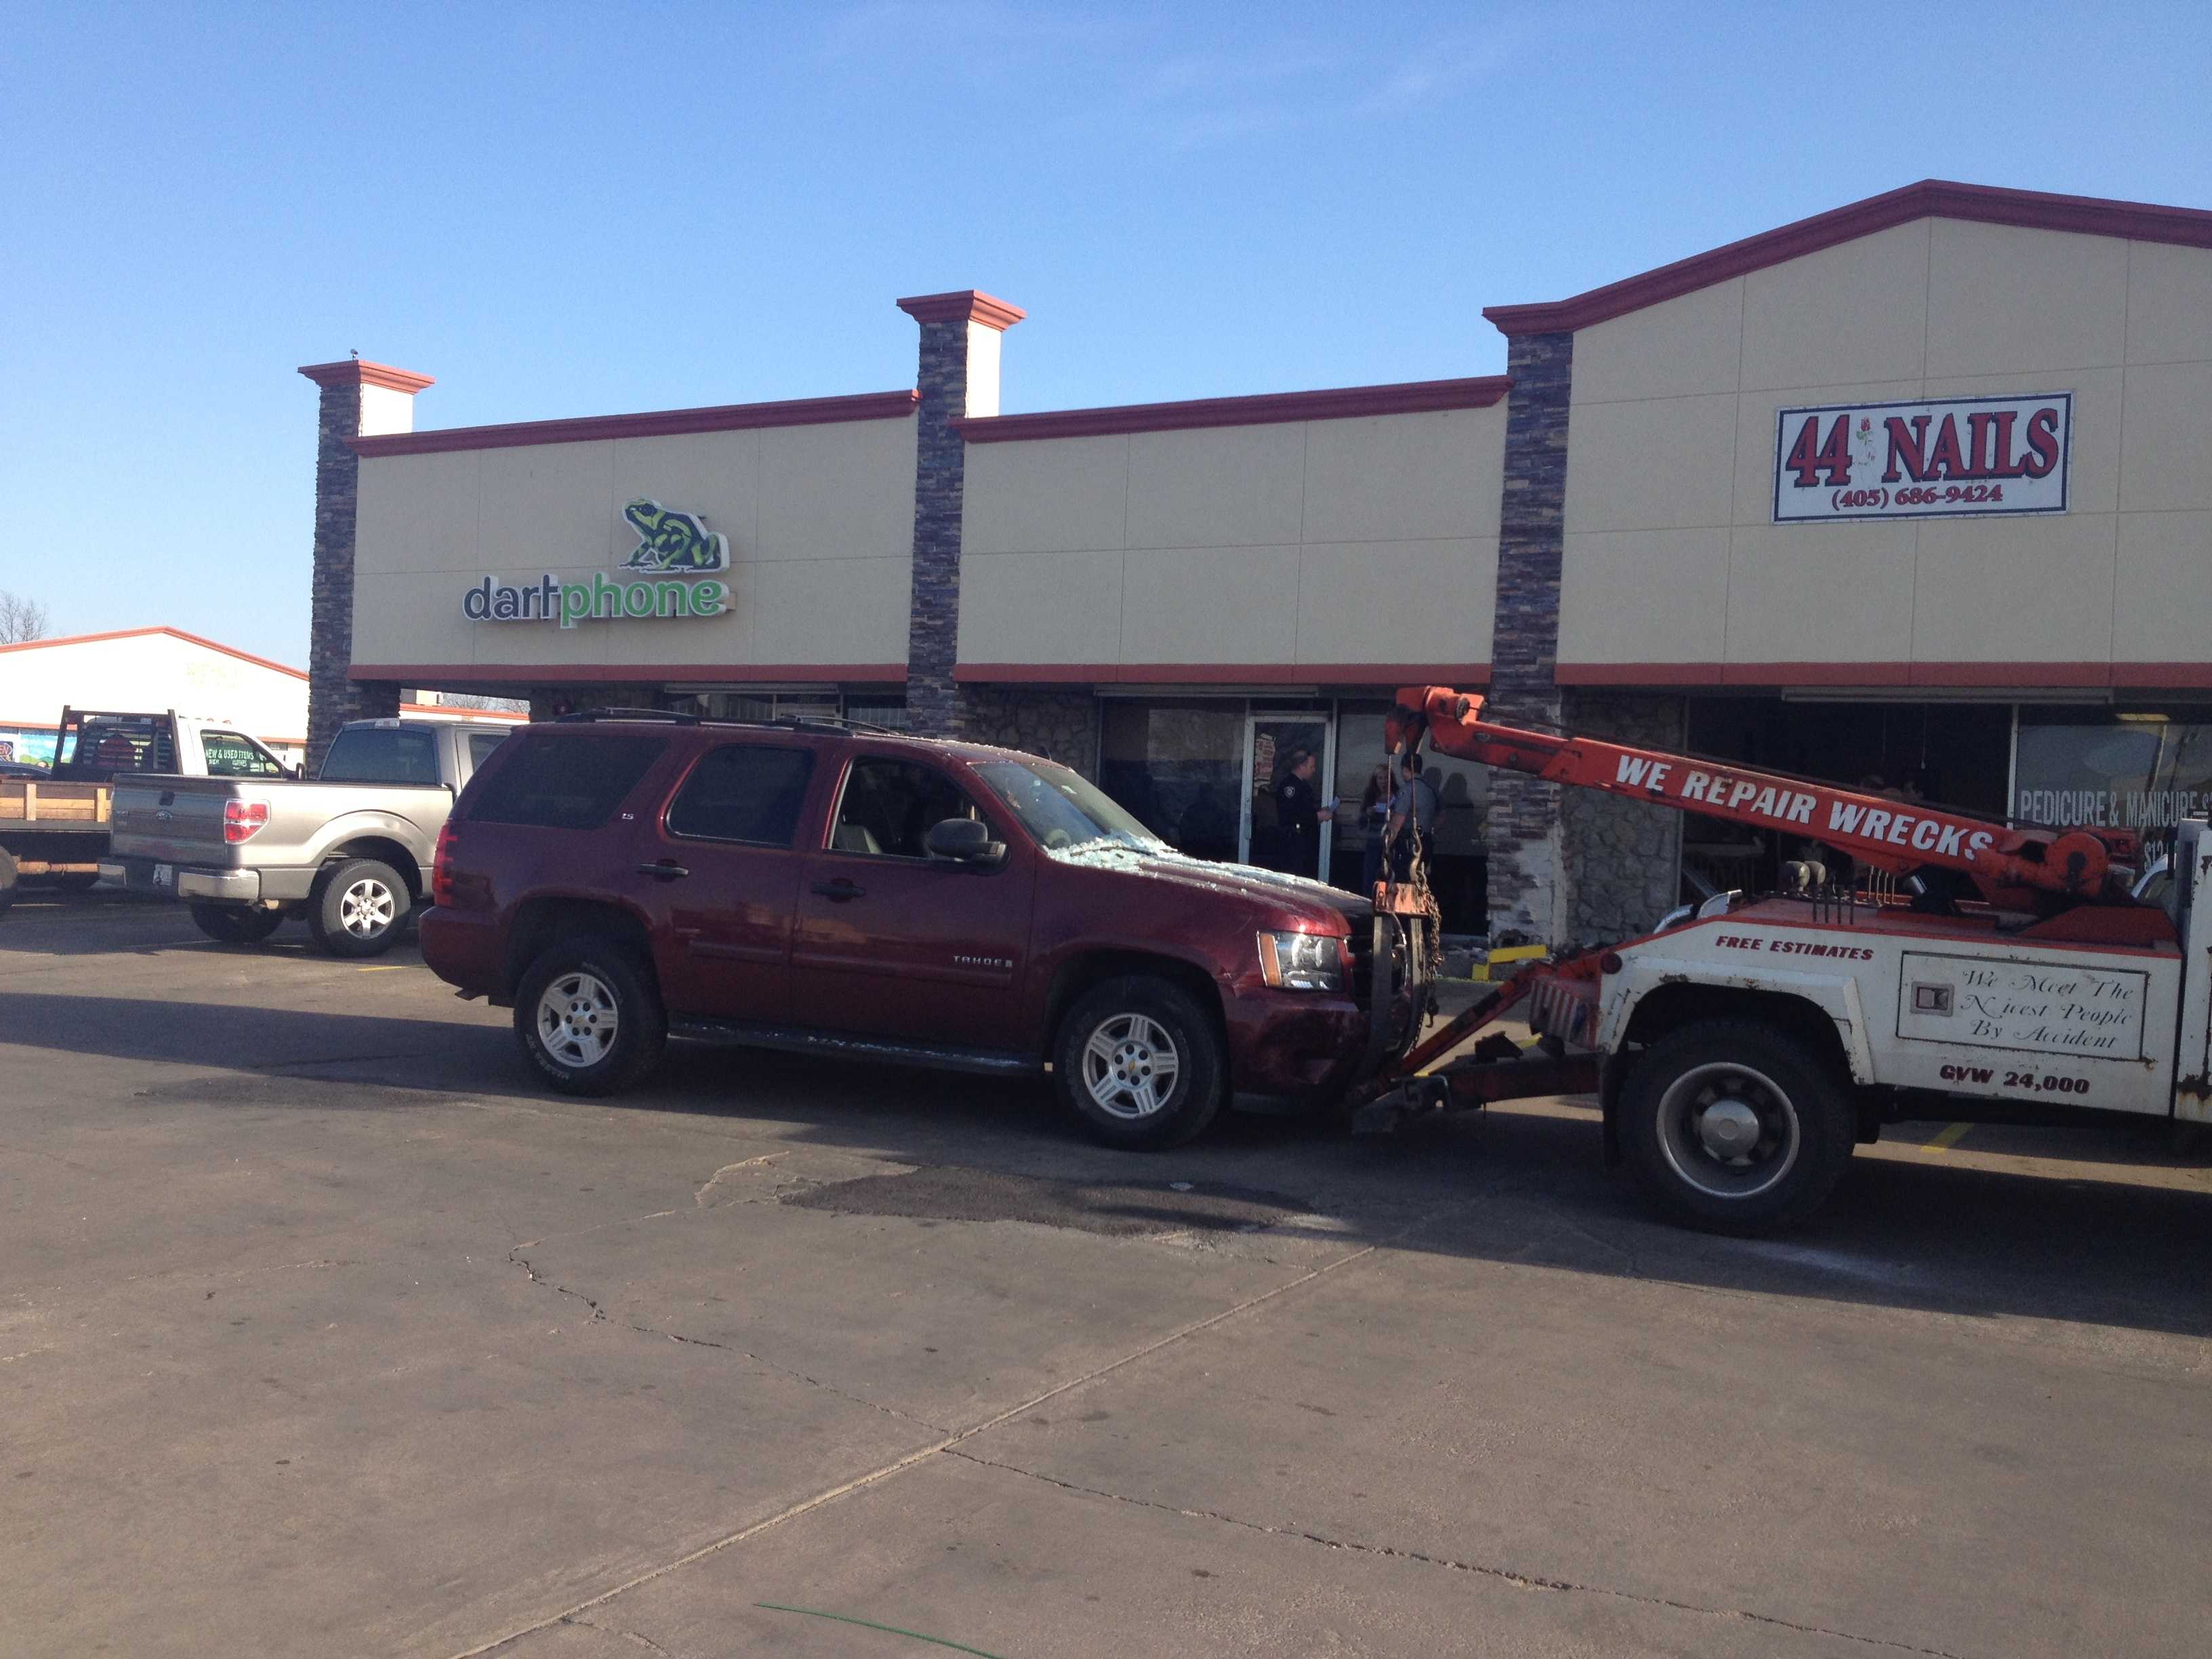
1485 179 2212 337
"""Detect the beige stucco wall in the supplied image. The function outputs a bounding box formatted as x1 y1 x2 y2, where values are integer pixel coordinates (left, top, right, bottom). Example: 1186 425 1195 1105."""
1559 219 2212 674
959 405 1504 672
352 417 918 674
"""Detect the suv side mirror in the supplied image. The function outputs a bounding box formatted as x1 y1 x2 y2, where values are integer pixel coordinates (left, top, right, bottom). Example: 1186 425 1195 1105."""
925 817 1002 865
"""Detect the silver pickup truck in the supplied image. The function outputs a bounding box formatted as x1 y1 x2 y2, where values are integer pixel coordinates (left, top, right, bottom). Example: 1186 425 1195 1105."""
102 716 516 956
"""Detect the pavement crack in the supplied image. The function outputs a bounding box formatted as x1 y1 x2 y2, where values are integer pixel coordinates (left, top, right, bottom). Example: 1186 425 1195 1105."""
560 1615 676 1656
694 1154 785 1206
504 1240 941 1432
506 1248 607 1325
625 1319 948 1434
941 1448 1968 1658
449 1240 1384 1659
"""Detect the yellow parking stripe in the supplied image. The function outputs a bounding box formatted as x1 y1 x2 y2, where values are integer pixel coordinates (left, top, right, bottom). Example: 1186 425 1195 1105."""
1923 1122 1973 1154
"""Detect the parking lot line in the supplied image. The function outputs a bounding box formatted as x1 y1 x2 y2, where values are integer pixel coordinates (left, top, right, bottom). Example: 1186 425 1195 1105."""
356 965 411 972
1924 1122 1973 1154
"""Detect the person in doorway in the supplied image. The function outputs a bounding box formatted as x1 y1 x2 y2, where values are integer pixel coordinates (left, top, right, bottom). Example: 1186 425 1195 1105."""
1359 761 1393 897
1273 748 1322 878
1385 752 1441 882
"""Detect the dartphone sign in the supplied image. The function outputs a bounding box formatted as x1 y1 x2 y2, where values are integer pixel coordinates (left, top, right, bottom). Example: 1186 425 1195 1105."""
1772 392 2071 523
462 499 732 628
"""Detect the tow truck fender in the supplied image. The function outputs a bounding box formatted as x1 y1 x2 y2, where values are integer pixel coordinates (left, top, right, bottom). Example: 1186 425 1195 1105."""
1597 956 1877 1084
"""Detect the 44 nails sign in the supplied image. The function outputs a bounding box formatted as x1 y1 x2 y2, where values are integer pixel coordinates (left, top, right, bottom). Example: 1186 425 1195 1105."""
462 500 733 628
1772 392 2072 523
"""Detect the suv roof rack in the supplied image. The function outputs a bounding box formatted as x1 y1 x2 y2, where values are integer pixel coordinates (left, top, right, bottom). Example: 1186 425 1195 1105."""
554 707 701 725
764 714 899 736
548 708 909 738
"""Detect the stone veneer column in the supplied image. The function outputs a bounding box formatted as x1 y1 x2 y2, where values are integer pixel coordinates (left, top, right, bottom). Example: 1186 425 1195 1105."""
896 291 1025 737
1483 329 1574 945
297 359 433 770
1560 689 1687 945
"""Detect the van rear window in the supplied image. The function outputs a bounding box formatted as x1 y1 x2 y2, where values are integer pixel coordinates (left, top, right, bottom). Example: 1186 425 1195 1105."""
466 733 668 830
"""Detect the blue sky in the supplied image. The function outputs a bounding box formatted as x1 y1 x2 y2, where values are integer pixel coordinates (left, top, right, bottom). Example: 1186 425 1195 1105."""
3 1 2207 662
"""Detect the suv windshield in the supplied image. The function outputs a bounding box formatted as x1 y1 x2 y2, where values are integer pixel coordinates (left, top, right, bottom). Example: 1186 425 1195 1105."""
974 760 1164 854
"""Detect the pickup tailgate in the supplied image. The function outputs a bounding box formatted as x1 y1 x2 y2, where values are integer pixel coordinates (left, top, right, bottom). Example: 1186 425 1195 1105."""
108 776 249 864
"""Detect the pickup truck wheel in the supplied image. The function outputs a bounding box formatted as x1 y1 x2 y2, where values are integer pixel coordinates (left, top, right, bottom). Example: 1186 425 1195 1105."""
0 848 16 917
515 940 666 1097
308 859 410 958
190 903 284 945
1618 1019 1856 1235
1055 977 1225 1150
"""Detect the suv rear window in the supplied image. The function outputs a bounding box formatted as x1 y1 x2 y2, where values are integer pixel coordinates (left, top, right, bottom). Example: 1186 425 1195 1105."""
467 733 669 830
322 726 439 785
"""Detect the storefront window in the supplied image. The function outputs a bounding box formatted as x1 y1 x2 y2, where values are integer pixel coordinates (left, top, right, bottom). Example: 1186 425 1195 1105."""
1683 699 2011 898
1099 701 1244 863
2015 708 2212 833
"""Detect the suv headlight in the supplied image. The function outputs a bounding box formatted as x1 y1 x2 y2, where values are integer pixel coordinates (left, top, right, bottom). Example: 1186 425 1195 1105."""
1257 930 1345 992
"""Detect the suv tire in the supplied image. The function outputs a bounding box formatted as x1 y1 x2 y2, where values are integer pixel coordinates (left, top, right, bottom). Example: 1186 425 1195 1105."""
308 858 410 958
191 903 284 945
514 938 667 1097
1054 975 1225 1150
1618 1018 1856 1235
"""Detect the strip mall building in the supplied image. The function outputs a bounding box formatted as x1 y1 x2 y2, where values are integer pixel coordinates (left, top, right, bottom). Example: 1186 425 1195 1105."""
304 181 2212 945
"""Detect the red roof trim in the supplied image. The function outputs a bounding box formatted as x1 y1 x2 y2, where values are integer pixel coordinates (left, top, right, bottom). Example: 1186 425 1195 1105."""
954 662 1491 687
955 377 1512 443
2111 664 2212 691
349 663 909 687
1484 180 2212 338
895 290 1027 331
298 359 435 394
1558 660 2163 690
0 624 306 680
348 390 921 457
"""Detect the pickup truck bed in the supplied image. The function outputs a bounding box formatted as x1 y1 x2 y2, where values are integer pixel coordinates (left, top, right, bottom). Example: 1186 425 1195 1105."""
0 779 110 910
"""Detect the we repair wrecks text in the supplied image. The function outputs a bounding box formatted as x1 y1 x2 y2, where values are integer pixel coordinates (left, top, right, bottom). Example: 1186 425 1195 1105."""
1610 755 1999 858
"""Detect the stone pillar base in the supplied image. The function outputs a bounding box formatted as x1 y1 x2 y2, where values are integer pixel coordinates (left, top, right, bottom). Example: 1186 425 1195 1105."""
1559 690 1686 949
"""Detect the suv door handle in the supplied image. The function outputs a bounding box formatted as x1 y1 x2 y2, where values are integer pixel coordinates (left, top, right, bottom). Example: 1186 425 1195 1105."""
636 861 690 881
810 878 865 901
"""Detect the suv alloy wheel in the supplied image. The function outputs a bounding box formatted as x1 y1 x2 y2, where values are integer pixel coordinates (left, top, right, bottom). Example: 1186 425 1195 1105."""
1054 975 1226 1149
514 938 668 1097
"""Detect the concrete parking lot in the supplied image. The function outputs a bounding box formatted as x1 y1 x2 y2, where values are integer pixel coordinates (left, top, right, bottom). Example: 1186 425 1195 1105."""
5 890 2211 1658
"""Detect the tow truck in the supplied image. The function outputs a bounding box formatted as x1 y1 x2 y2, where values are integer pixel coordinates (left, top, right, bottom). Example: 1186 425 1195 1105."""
1359 686 2205 1233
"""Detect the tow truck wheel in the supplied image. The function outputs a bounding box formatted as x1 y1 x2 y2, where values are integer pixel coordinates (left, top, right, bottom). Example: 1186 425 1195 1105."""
190 903 284 945
1618 1019 1856 1235
1055 976 1225 1150
514 937 667 1097
308 858 410 958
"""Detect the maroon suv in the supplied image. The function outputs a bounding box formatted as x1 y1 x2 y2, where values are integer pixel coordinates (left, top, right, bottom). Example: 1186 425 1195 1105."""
421 714 1425 1147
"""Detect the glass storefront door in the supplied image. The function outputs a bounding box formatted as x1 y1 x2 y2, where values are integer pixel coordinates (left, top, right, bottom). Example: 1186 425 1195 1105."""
1240 713 1333 877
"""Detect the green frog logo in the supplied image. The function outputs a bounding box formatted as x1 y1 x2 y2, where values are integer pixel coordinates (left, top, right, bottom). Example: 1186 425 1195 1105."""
621 499 728 573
